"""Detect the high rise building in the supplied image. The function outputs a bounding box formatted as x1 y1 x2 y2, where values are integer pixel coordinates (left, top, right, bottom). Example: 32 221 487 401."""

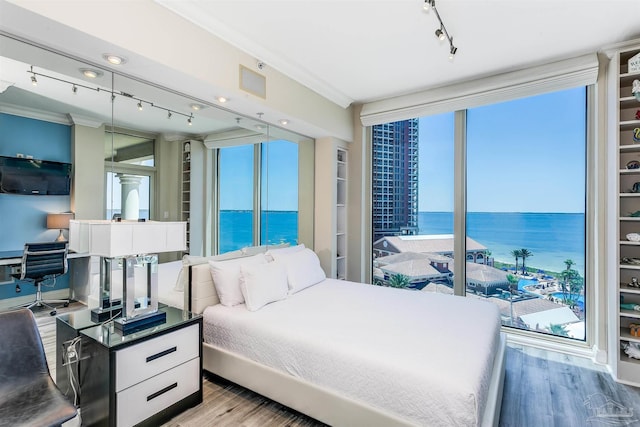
372 119 419 241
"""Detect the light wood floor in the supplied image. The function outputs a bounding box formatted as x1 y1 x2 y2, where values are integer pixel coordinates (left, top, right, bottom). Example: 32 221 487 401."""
31 303 640 427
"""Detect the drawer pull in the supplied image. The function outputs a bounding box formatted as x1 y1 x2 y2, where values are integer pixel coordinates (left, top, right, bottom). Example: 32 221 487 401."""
147 382 178 401
146 346 177 363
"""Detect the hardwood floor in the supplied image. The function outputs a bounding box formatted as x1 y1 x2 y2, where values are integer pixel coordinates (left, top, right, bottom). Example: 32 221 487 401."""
32 303 640 427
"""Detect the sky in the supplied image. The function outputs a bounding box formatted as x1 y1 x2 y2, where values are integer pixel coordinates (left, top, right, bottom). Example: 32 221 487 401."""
419 87 587 213
219 140 299 211
213 86 587 214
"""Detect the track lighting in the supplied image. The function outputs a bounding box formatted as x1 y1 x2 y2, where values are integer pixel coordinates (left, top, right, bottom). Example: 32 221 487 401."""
423 0 457 59
423 0 435 12
27 65 197 127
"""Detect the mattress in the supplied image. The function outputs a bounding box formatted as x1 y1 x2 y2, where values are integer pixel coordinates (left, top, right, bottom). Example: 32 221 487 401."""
203 278 501 426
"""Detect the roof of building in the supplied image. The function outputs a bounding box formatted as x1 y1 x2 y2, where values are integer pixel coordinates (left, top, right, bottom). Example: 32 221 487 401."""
379 259 449 281
421 282 454 294
375 251 451 267
488 296 566 320
519 307 581 329
374 234 486 254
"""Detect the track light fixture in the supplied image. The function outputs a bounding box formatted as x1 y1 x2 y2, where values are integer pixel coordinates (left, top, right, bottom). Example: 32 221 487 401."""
423 0 458 60
29 66 37 85
26 65 197 126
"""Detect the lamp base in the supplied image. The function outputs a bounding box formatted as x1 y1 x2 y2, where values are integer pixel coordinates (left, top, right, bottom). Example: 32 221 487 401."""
114 310 167 335
55 229 66 242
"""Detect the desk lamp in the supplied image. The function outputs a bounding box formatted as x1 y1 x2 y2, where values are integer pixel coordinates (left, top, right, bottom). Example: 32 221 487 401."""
47 213 74 242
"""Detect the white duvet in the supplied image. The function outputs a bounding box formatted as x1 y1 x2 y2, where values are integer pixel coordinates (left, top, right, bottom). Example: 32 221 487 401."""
203 279 501 426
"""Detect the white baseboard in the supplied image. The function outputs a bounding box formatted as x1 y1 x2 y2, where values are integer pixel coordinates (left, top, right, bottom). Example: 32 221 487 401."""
0 289 70 310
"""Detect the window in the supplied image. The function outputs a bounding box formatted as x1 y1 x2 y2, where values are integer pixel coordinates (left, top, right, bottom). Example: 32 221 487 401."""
219 144 254 253
371 87 588 341
466 88 587 340
104 131 155 220
261 140 299 246
218 140 299 254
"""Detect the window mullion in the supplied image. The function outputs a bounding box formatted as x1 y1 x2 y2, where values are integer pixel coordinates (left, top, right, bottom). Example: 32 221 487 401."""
453 109 467 296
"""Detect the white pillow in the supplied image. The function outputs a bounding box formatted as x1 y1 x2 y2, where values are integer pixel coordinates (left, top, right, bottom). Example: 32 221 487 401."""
240 261 288 311
174 250 244 291
208 253 267 306
265 243 305 262
271 248 326 294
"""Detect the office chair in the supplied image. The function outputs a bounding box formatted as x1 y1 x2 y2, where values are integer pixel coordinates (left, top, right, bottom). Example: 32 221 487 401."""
14 242 70 316
0 308 78 426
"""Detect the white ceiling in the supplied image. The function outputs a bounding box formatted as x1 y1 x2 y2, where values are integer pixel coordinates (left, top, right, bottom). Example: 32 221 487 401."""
157 0 640 107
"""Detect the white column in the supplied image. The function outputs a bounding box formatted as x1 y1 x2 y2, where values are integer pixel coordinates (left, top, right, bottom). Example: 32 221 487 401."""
117 174 142 220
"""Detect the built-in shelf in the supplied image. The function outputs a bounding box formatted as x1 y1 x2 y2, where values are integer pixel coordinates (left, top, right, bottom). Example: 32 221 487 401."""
616 44 640 386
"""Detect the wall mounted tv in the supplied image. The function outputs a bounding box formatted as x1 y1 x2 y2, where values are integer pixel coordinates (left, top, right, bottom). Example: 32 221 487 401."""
0 156 72 195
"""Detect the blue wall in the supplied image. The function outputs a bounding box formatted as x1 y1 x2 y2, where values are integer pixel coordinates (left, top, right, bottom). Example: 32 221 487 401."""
0 113 72 298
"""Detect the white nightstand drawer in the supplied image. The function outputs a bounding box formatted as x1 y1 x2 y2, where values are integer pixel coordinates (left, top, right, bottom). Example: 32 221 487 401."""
115 323 199 391
117 357 200 427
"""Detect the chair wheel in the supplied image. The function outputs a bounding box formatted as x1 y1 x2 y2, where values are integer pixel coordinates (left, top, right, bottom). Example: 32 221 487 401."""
63 302 69 307
50 310 56 316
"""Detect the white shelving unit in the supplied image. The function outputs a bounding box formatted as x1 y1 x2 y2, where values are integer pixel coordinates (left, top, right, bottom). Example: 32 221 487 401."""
315 139 348 280
181 141 191 254
615 44 640 385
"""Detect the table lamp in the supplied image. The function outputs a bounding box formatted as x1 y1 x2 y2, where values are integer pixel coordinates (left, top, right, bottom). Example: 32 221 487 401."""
47 212 74 242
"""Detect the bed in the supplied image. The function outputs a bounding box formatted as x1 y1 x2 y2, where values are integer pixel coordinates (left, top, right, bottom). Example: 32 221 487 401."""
184 246 506 426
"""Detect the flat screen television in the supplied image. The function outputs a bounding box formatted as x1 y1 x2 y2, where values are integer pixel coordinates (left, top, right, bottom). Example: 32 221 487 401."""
0 156 72 195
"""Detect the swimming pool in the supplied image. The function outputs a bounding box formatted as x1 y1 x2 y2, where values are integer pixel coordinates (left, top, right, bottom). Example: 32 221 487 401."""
550 291 584 306
518 278 538 291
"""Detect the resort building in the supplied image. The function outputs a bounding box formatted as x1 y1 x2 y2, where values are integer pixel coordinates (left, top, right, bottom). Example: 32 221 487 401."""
372 234 488 262
372 119 419 241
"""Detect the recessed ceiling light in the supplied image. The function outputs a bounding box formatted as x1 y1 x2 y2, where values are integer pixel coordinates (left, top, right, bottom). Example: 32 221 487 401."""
215 96 228 103
255 124 266 130
279 119 289 126
80 68 103 79
190 103 206 111
102 54 127 65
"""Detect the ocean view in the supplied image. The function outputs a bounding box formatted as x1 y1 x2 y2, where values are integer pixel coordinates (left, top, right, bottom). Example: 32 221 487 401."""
218 210 584 275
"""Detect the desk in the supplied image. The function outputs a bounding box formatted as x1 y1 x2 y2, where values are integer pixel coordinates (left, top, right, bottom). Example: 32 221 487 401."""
0 250 91 306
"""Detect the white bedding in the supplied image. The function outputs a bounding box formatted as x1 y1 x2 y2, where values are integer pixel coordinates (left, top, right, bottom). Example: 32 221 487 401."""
203 278 501 426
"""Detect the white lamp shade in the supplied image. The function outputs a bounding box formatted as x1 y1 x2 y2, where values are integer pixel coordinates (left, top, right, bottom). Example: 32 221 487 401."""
69 220 187 257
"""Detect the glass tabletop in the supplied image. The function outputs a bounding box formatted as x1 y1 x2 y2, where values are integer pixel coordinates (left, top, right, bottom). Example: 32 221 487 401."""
80 306 201 349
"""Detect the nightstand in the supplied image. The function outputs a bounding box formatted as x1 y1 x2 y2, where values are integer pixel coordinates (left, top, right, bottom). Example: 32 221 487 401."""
78 306 202 427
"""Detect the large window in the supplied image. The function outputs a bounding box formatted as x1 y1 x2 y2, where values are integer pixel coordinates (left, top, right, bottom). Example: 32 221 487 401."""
218 140 298 254
261 140 299 246
104 131 155 220
219 144 255 253
466 88 586 339
371 87 588 341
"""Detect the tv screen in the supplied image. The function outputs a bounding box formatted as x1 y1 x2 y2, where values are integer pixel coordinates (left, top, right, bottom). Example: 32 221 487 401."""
0 156 71 195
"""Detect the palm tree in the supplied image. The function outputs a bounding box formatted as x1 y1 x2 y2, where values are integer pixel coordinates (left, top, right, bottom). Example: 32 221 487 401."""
560 259 577 304
388 274 410 289
519 249 533 275
564 259 575 271
510 249 521 274
549 323 569 337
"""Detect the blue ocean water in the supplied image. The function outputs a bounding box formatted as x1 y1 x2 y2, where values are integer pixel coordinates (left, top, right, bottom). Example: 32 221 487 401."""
418 211 585 275
219 210 298 254
218 210 585 275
